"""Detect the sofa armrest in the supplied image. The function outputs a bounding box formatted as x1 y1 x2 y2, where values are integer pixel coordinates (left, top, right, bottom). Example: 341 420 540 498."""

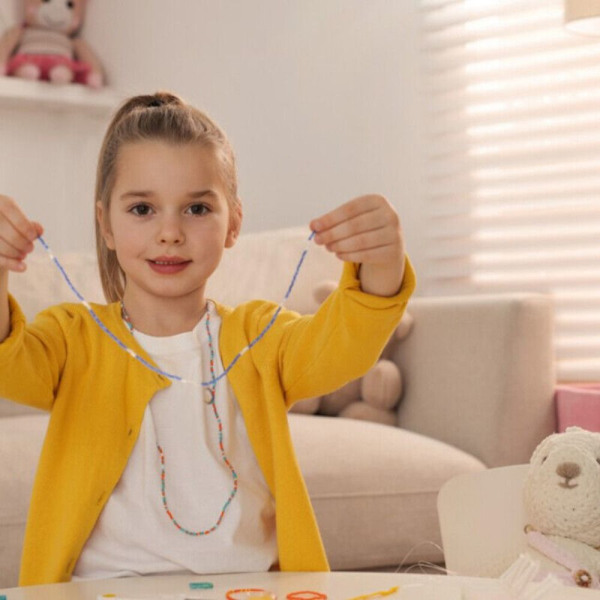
395 293 556 467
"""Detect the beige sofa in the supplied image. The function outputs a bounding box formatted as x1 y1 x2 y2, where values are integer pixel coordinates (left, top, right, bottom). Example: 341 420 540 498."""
0 227 556 587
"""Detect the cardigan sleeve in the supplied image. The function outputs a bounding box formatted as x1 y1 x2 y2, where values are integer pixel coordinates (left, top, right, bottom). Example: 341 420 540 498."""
0 295 69 411
277 256 416 405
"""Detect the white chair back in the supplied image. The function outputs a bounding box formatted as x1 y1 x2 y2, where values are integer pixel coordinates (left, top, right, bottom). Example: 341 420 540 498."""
437 464 530 577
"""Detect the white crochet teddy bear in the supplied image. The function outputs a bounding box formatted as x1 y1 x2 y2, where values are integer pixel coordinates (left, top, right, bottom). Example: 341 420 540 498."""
521 426 600 588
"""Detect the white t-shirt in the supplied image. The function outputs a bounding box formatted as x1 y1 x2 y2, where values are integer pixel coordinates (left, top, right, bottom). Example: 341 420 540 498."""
73 302 277 579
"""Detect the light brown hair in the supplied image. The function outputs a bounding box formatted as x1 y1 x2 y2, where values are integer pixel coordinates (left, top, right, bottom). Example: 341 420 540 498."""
95 91 241 302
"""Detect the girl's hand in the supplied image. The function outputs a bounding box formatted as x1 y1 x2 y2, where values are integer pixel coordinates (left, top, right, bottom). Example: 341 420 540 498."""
0 195 43 273
310 194 405 296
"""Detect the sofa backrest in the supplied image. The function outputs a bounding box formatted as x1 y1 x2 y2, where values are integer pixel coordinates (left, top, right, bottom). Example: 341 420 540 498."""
395 293 556 467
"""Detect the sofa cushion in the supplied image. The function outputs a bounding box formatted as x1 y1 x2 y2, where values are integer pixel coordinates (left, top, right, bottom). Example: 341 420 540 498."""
289 414 486 571
0 414 49 588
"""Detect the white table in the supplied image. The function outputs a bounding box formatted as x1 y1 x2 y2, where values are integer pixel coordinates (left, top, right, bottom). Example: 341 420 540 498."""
0 571 596 600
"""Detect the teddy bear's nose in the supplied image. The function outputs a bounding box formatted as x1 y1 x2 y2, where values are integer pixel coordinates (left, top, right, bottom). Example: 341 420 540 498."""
556 461 581 480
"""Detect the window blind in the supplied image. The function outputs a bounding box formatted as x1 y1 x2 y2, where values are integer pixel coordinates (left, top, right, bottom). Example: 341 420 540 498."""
420 0 600 382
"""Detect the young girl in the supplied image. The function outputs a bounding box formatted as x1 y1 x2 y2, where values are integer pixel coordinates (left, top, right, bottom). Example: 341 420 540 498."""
0 92 415 585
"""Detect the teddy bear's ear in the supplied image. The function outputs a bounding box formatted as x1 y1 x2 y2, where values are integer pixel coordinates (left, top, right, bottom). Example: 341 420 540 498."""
565 426 585 434
313 280 337 305
289 396 321 415
395 312 414 340
528 431 557 462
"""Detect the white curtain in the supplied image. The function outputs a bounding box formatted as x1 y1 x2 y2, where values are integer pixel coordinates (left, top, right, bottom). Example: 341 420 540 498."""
420 0 600 382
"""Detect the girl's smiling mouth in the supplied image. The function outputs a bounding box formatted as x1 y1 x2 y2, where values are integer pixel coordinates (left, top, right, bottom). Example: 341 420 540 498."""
147 256 191 274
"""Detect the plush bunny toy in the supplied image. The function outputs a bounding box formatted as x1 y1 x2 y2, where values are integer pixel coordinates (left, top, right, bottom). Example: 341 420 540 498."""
522 426 600 588
0 0 104 87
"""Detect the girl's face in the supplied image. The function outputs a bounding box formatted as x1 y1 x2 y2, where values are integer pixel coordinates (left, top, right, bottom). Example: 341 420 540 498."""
98 140 241 313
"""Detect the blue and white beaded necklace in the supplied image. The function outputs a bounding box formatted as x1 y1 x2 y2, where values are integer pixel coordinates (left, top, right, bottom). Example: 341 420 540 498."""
37 231 315 388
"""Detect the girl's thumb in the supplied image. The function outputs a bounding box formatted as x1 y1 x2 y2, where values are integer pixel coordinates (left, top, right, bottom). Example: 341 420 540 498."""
32 221 44 238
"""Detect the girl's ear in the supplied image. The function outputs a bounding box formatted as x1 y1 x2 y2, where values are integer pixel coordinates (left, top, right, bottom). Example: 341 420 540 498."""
96 202 115 250
225 201 243 248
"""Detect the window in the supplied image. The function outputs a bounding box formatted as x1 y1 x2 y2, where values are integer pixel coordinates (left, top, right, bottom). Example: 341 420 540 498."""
420 0 600 381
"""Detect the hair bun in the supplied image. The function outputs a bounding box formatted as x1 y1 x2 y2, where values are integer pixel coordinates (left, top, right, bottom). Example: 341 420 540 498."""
111 91 184 124
147 91 183 108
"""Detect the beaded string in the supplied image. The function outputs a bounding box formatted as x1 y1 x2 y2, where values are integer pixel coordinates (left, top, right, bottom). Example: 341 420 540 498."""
151 308 238 536
287 592 328 600
36 231 315 388
121 302 239 535
226 589 276 600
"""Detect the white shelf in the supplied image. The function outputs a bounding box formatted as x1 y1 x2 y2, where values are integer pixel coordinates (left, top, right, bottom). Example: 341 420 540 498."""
0 76 121 115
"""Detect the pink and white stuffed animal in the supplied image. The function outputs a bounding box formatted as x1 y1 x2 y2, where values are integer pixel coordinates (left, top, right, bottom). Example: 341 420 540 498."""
520 426 600 588
0 0 104 87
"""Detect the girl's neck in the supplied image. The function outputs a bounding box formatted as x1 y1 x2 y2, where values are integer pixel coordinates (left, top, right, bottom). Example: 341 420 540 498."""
120 293 208 337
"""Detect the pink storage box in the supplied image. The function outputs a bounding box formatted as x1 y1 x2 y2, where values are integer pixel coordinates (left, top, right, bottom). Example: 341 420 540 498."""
555 384 600 433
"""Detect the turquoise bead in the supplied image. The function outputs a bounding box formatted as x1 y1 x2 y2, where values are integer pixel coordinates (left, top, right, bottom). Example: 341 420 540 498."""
190 581 214 589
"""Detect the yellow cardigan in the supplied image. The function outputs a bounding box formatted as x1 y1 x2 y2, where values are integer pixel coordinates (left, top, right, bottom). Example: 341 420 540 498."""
0 261 415 586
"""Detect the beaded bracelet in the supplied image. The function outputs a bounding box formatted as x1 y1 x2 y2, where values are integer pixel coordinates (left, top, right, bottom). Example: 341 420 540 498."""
226 589 276 600
286 591 327 600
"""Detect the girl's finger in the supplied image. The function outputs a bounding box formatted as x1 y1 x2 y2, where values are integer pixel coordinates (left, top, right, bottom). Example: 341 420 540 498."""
313 207 392 247
322 226 398 255
33 221 44 238
0 255 26 273
0 223 35 256
0 196 40 242
0 235 28 260
310 195 383 234
334 243 403 265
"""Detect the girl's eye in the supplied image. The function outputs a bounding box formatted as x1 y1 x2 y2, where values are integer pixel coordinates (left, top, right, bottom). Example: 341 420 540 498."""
130 204 152 217
187 203 209 216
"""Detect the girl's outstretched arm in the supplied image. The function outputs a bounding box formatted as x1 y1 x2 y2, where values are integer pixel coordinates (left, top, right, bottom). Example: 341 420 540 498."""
310 194 406 297
0 195 43 341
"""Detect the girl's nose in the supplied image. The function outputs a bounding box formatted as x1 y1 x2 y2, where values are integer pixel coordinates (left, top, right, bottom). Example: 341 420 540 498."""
157 216 185 245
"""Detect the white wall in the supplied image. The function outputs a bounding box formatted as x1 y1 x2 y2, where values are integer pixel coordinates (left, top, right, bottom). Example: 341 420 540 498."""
0 0 426 285
0 103 110 256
